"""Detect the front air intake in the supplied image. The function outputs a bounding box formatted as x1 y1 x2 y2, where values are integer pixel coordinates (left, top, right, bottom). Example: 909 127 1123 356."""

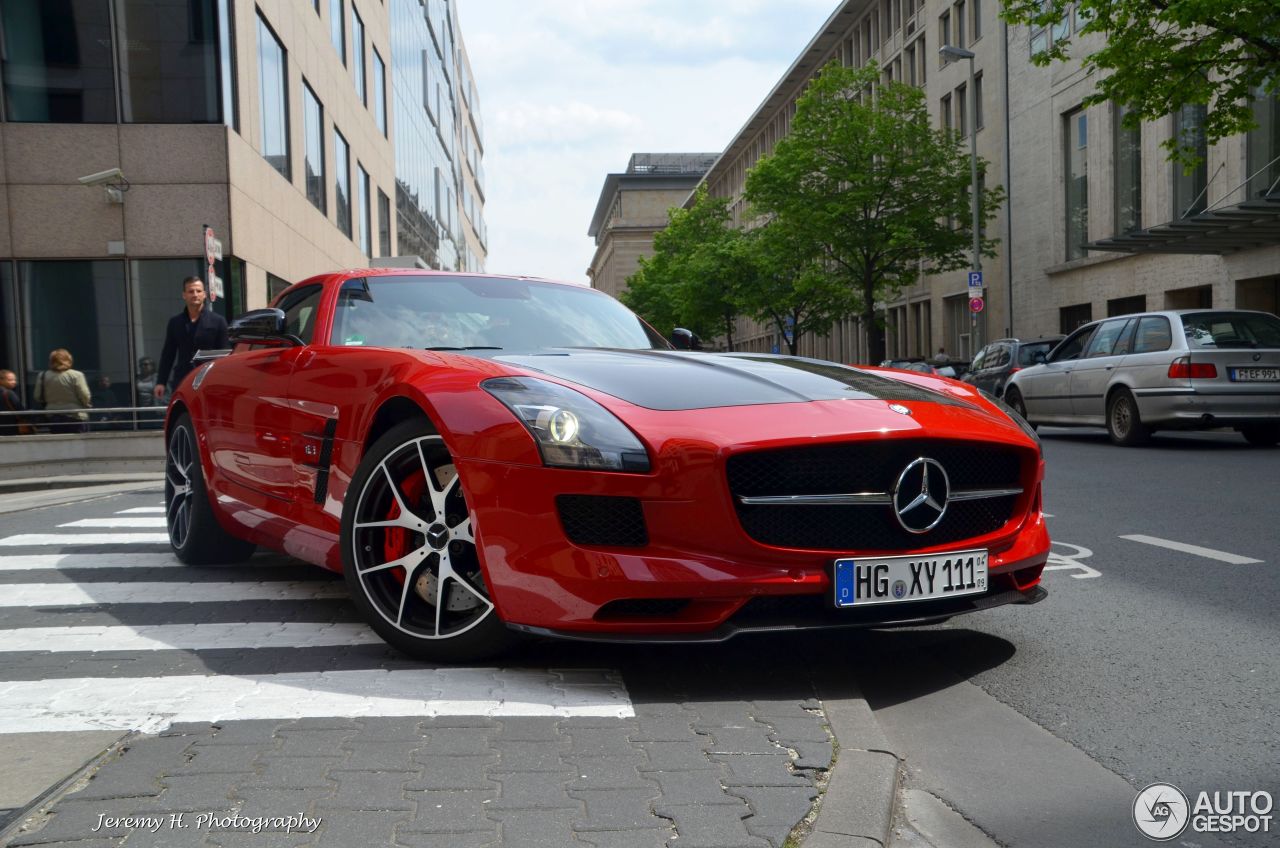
556 495 648 547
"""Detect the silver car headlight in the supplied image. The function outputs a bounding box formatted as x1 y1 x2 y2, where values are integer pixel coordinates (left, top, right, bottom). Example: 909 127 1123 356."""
482 377 651 472
980 389 1040 448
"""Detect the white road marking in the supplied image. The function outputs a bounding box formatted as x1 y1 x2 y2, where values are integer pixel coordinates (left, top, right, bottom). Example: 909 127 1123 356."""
0 533 170 546
60 517 167 528
0 582 347 607
1119 534 1263 565
0 623 381 652
1044 542 1101 579
116 507 166 514
0 554 183 571
0 668 635 733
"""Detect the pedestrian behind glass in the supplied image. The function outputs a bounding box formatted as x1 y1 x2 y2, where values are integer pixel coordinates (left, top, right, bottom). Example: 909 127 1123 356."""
934 346 951 364
1 368 32 435
33 348 91 433
155 276 228 402
135 356 164 429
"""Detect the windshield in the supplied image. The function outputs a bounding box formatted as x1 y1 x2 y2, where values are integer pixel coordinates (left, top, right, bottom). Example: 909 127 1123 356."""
1182 311 1280 349
329 275 668 351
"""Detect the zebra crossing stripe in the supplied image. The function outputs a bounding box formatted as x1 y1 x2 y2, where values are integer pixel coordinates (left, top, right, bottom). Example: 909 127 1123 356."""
116 507 166 514
0 533 171 546
0 622 380 652
0 668 636 733
0 582 347 607
60 518 167 529
0 554 184 571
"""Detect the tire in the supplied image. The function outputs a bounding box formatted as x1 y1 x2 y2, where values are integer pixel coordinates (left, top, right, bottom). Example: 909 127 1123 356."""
1004 388 1037 431
1240 424 1280 447
165 413 256 564
1106 389 1150 446
341 418 513 662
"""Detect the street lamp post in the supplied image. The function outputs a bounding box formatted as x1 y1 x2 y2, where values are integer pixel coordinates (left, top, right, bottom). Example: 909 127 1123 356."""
939 44 981 357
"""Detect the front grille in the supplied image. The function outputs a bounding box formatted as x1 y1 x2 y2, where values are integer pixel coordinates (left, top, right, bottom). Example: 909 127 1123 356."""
556 495 648 547
727 440 1023 551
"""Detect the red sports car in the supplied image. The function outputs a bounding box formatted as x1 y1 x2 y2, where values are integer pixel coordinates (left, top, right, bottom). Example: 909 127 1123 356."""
164 269 1049 661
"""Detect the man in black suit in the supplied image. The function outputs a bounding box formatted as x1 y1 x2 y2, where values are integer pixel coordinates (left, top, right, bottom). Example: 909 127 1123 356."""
155 276 229 400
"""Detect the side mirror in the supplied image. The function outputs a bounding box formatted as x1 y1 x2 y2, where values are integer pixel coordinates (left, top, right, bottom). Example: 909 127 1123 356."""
670 328 702 351
1032 351 1048 364
228 308 303 346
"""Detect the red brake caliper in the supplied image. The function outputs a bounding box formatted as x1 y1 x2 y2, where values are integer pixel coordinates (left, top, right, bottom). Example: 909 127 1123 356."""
383 467 428 586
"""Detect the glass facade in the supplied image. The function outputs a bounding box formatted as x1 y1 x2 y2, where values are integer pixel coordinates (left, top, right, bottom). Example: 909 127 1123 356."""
116 0 220 122
1173 104 1208 217
390 0 462 268
1247 88 1280 199
257 13 290 180
304 82 326 213
1114 104 1142 234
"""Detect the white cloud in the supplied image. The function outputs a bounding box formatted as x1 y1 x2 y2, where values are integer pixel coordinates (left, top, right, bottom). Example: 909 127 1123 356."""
459 1 838 284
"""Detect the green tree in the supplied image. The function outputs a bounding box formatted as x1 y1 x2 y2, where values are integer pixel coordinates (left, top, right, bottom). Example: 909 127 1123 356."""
746 62 1003 361
622 185 743 346
1000 1 1280 168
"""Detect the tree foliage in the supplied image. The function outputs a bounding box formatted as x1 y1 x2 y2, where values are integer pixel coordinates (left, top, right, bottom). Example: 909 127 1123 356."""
622 185 743 346
745 62 1004 361
1000 0 1280 168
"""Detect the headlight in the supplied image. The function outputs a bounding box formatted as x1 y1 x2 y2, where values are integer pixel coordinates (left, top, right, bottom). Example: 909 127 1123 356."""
482 377 651 472
980 389 1040 447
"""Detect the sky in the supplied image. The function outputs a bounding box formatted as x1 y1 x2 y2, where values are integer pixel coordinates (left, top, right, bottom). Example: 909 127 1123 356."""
459 1 839 285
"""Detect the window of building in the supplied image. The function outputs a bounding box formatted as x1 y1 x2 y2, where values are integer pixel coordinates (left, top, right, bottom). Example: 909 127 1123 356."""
1030 24 1048 56
335 129 352 238
1059 303 1092 334
1246 87 1280 198
1173 104 1208 217
944 293 971 359
267 273 292 302
378 188 392 257
906 44 917 86
357 164 371 255
1065 109 1088 260
954 0 966 47
114 0 221 123
373 48 387 136
257 14 290 180
352 4 366 105
303 82 326 214
972 0 981 40
1107 294 1146 317
956 83 968 136
1052 8 1070 42
941 93 952 130
938 11 950 62
1114 103 1142 234
330 0 345 65
974 72 984 128
1 0 117 122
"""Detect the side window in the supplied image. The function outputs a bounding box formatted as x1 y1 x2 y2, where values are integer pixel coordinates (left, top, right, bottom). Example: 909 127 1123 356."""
1134 316 1172 353
970 347 988 370
1084 319 1131 358
1111 318 1138 355
277 285 324 344
1050 326 1095 362
993 345 1011 368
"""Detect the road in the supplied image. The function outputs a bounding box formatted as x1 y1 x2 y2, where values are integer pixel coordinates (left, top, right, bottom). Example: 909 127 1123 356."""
0 428 1275 847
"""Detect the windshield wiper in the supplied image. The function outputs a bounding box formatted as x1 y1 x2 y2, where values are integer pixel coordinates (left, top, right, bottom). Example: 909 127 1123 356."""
423 346 503 351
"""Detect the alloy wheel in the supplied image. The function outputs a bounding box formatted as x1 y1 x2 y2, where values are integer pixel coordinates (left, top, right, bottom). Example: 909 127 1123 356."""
165 425 194 548
349 435 493 640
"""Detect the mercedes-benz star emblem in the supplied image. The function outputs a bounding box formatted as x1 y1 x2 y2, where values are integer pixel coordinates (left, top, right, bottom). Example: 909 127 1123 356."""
889 403 912 415
892 457 950 534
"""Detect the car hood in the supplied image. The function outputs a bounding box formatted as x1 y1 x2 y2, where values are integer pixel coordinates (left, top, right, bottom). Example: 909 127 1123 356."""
494 349 976 412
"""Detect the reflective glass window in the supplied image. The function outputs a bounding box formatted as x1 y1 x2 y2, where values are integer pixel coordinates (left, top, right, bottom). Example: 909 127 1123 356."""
1114 103 1142 234
1173 105 1208 217
304 82 326 213
352 4 366 104
378 188 392 257
129 259 215 409
373 47 387 136
115 0 219 122
257 13 290 180
1 0 117 122
1065 109 1088 260
335 129 352 237
330 0 345 64
358 163 371 255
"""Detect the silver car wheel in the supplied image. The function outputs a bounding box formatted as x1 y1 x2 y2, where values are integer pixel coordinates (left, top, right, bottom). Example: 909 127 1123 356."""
349 434 494 641
165 424 194 549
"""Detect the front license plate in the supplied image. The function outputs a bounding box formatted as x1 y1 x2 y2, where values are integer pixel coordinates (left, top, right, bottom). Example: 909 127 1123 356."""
1230 367 1280 382
833 550 988 608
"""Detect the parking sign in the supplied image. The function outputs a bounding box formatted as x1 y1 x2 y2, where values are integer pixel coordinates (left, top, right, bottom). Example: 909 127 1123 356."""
968 271 983 288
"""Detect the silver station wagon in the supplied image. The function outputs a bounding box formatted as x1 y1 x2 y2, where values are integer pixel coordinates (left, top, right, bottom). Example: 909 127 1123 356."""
1004 310 1280 446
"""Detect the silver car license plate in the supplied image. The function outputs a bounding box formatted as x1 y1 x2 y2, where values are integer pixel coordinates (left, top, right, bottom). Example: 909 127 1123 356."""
1230 367 1280 382
833 549 988 607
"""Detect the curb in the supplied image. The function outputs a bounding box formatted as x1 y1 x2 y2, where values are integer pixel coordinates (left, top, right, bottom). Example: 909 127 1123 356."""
802 686 902 848
0 474 165 495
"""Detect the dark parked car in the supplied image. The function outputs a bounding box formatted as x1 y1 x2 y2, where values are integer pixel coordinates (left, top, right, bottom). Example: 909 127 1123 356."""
964 337 1065 398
